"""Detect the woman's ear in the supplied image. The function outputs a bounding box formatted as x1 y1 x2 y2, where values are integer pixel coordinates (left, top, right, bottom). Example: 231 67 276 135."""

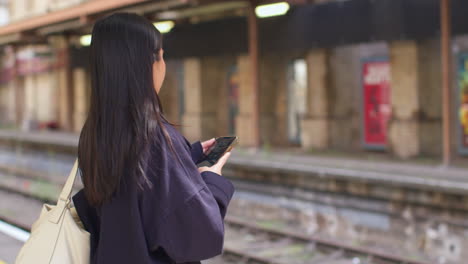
153 49 166 94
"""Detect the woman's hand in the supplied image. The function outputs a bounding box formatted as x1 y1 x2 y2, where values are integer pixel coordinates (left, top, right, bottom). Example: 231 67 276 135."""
201 138 216 154
198 151 231 175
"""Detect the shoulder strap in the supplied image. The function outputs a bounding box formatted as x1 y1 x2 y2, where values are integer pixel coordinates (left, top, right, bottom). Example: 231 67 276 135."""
49 159 79 224
58 159 79 202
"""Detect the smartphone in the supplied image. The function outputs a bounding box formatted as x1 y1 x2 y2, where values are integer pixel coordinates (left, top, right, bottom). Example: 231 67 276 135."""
197 136 238 167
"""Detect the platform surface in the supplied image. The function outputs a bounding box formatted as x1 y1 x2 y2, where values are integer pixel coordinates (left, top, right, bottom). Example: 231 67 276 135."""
0 129 467 193
0 229 23 264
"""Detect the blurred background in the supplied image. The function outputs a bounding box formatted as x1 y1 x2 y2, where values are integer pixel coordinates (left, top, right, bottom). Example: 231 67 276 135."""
0 0 467 263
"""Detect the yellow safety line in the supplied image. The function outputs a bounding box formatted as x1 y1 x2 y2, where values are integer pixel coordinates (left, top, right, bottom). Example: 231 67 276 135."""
0 259 7 264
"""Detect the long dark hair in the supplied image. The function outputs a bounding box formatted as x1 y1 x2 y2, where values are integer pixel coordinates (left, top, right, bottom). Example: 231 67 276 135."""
78 13 172 207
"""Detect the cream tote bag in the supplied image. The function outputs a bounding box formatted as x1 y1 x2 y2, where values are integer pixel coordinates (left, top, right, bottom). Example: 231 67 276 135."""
15 160 90 264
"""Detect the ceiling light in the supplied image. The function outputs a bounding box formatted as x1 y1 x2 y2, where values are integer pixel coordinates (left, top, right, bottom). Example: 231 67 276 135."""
153 21 175 34
80 34 91 46
255 2 290 18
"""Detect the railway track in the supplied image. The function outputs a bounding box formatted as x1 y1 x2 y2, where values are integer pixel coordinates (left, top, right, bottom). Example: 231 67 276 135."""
222 216 431 264
0 147 439 263
0 170 433 264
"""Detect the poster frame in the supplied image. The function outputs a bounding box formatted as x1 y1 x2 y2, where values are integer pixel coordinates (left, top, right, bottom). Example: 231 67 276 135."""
361 56 390 151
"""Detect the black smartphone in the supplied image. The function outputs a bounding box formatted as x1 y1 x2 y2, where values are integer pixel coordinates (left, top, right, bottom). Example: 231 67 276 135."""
197 136 238 167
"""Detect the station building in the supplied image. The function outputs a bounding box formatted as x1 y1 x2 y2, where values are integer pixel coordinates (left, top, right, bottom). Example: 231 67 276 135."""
0 0 467 162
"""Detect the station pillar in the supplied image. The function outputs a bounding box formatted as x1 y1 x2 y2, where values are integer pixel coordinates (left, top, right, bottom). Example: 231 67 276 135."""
159 60 183 124
11 45 24 128
388 41 421 159
301 49 330 150
72 68 88 132
181 57 203 142
49 35 74 131
22 60 36 129
235 55 257 147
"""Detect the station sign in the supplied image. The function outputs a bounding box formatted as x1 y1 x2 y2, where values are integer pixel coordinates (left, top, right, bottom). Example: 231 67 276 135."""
362 59 391 149
458 53 468 155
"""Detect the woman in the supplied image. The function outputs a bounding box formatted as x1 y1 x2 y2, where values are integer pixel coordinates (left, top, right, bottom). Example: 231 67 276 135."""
72 13 235 264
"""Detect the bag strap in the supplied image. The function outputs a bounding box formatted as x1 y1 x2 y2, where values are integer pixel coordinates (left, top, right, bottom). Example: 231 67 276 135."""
58 159 79 202
49 159 79 224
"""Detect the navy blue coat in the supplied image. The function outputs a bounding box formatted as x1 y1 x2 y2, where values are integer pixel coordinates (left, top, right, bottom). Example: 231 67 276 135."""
72 122 235 263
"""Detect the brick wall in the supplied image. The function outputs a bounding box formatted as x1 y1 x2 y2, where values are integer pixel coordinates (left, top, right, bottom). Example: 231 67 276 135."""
181 56 235 142
388 41 420 158
327 43 389 152
418 39 442 157
259 53 291 147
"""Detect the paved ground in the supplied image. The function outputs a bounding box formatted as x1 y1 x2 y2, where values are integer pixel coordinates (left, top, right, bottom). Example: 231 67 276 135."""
0 189 43 229
0 231 23 264
0 130 78 148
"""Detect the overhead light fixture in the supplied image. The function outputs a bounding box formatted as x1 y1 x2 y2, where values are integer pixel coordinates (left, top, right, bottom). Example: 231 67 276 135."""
153 21 175 34
80 34 92 46
255 2 290 18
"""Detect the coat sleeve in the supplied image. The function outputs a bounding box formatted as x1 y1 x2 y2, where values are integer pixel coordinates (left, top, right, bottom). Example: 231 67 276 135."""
180 135 204 164
189 141 205 164
200 171 233 218
188 141 233 218
140 124 235 263
160 176 234 263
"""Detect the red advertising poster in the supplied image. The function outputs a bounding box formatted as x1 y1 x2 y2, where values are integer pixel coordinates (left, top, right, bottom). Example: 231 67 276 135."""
363 60 391 149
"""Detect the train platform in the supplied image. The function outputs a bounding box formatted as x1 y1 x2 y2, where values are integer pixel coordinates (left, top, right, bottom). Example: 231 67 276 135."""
0 129 466 195
0 129 78 148
230 148 468 194
0 232 22 264
0 220 28 264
